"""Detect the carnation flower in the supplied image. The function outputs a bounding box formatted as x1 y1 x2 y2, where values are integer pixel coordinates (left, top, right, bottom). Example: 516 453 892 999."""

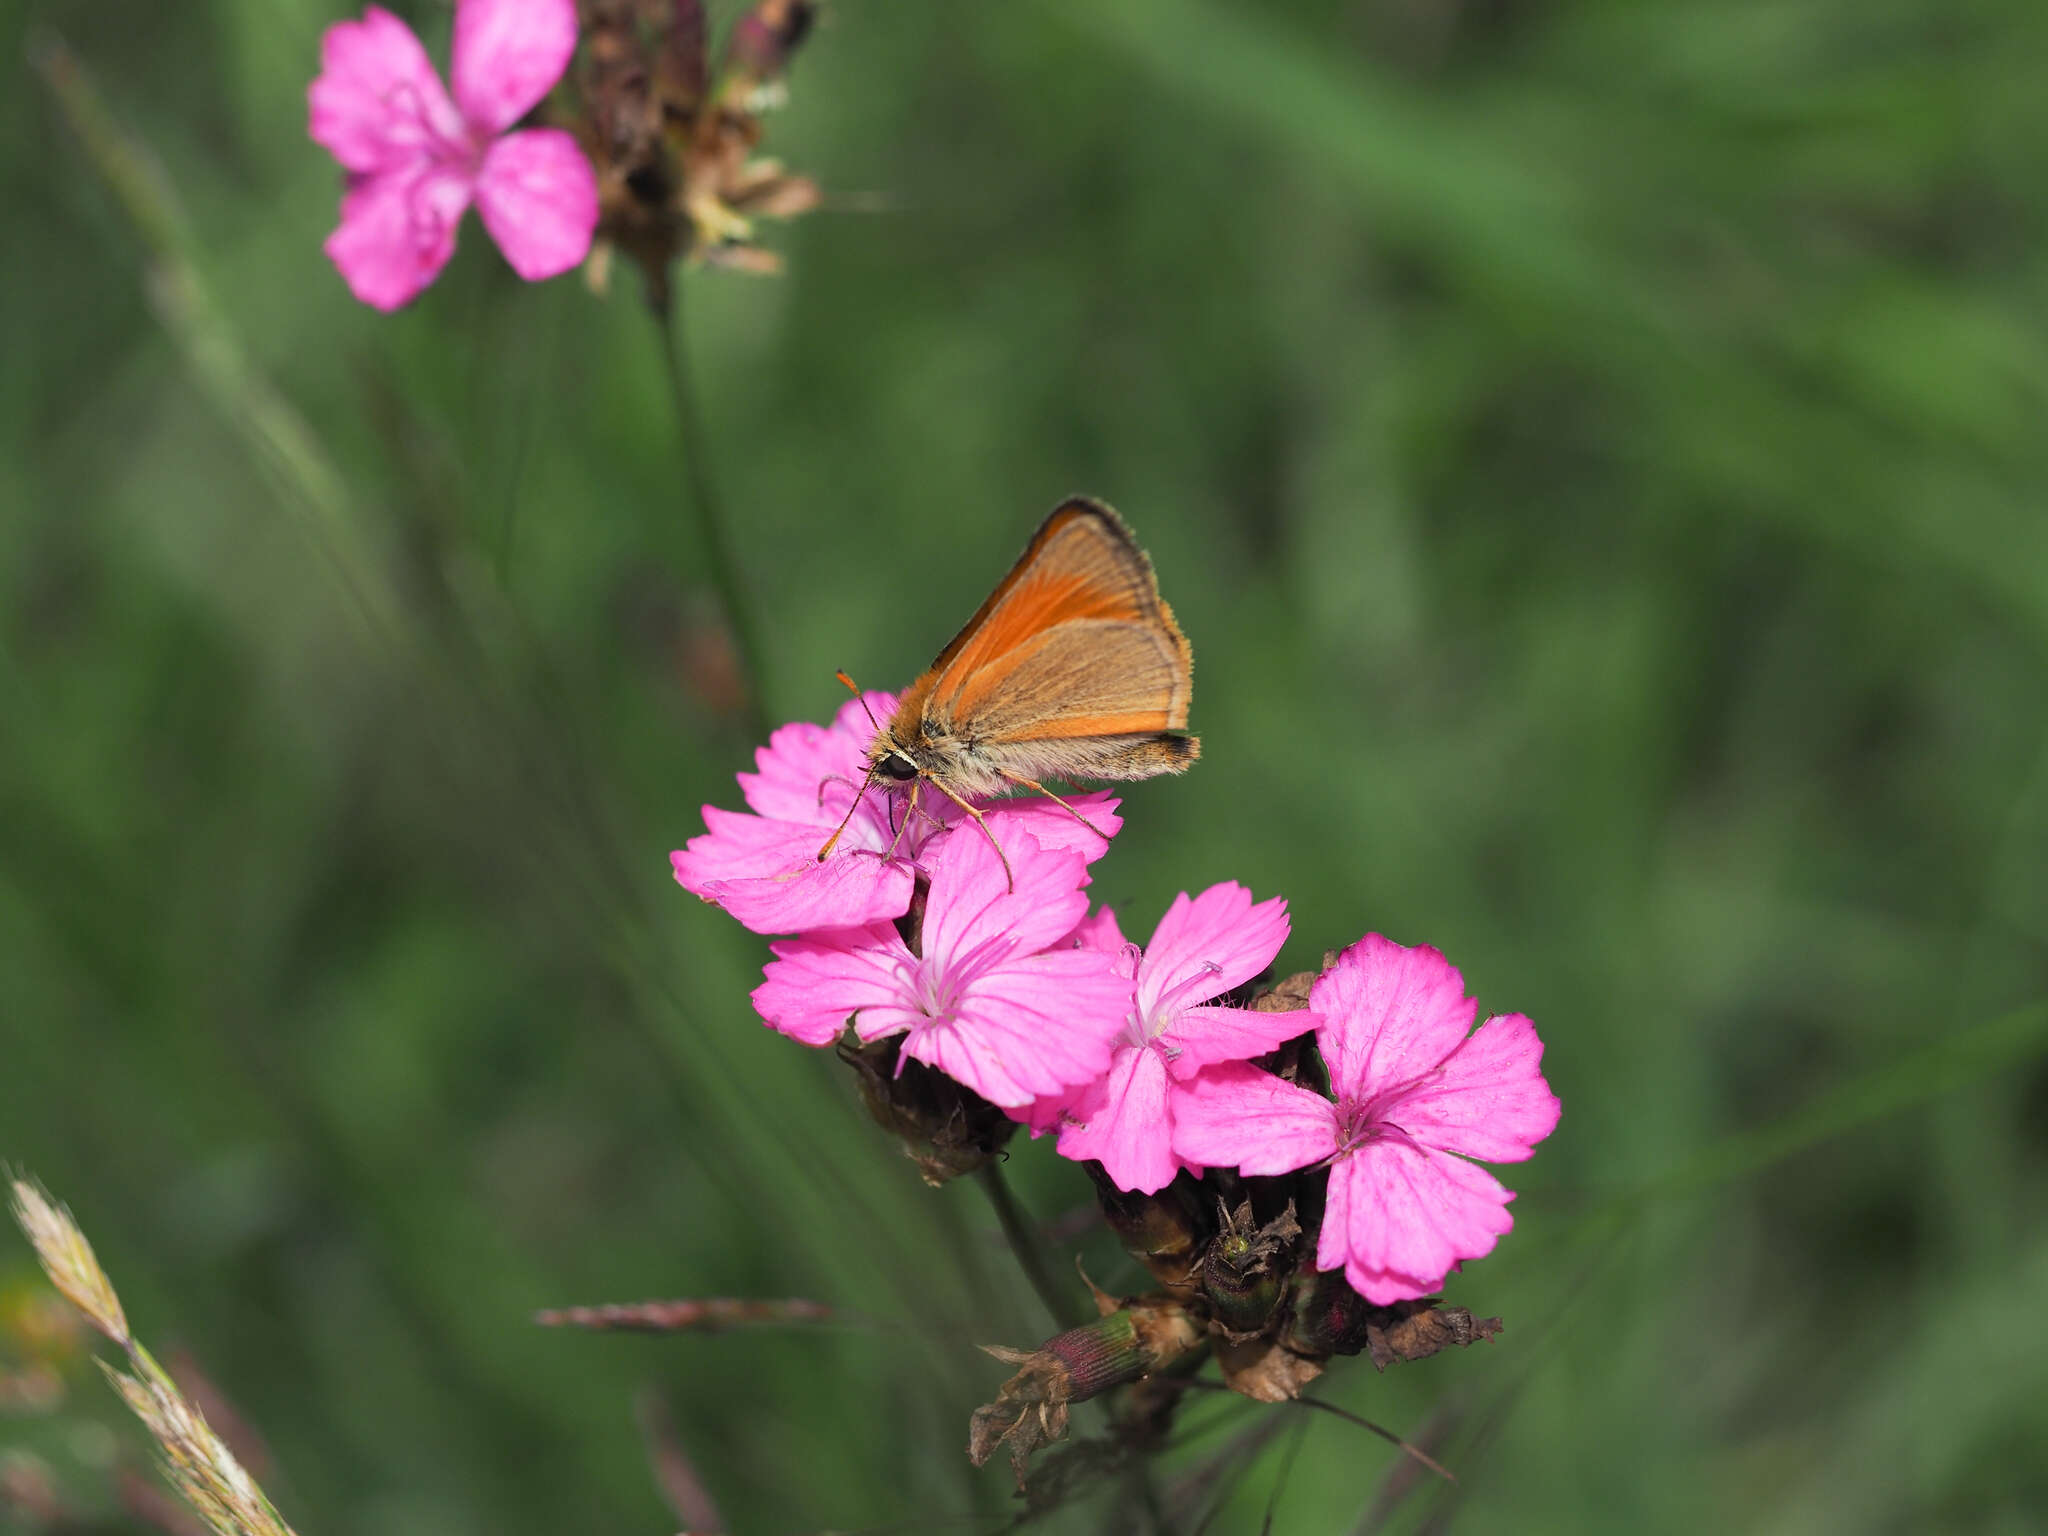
1022 885 1316 1195
1173 935 1560 1303
670 691 1122 935
309 0 598 309
749 825 1131 1108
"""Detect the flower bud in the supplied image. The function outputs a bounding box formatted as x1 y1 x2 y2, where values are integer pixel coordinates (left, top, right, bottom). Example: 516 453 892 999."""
968 1297 1202 1483
1285 1269 1502 1370
721 0 815 99
837 1036 1018 1187
1083 1164 1212 1298
1200 1200 1300 1339
1284 1266 1377 1359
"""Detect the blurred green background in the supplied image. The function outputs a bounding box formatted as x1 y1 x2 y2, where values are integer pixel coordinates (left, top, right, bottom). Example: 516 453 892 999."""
5 0 2048 1530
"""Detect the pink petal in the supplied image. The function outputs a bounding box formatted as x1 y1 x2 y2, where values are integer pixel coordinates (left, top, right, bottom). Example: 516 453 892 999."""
451 0 579 135
1311 935 1477 1103
308 6 464 174
972 792 1122 863
1318 1139 1515 1304
473 128 596 280
870 787 1124 870
918 826 1095 964
1061 905 1127 952
670 819 913 935
1169 1063 1337 1176
752 925 907 1046
1055 1044 1184 1194
1138 884 1291 1019
737 694 894 824
899 949 1127 1108
1390 1012 1560 1164
1007 1082 1081 1136
1162 1003 1318 1078
323 161 473 311
672 804 821 888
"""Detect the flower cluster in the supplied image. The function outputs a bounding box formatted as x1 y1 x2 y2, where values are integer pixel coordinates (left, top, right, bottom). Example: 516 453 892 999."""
673 696 1561 1307
672 692 1127 1100
577 0 822 301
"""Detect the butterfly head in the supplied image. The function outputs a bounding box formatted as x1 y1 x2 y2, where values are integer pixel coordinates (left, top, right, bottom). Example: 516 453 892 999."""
874 747 921 783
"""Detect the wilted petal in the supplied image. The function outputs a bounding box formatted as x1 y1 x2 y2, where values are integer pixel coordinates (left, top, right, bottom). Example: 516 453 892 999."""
727 168 821 219
1390 1012 1560 1164
324 161 473 311
1170 1063 1336 1176
1139 884 1290 1019
1057 1044 1183 1193
1311 935 1477 1103
753 926 906 1045
309 6 463 173
1319 1139 1514 1304
451 0 579 134
660 0 709 106
474 128 596 280
1161 1003 1316 1078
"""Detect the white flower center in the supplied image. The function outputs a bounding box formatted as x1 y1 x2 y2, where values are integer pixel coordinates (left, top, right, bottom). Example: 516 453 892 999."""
1125 957 1222 1054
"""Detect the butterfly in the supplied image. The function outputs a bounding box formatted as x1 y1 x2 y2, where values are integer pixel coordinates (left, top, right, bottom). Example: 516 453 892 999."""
820 497 1198 880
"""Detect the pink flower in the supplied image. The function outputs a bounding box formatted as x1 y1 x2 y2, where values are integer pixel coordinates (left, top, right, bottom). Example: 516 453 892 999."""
309 0 597 310
749 825 1131 1108
1173 934 1560 1304
669 692 1122 936
1023 885 1316 1195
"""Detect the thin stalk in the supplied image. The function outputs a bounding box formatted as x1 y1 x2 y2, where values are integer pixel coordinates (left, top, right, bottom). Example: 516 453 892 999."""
977 1162 1078 1329
651 288 773 740
32 32 398 646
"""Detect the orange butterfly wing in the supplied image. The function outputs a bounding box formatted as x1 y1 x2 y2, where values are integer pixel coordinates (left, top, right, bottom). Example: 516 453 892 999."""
895 500 1194 744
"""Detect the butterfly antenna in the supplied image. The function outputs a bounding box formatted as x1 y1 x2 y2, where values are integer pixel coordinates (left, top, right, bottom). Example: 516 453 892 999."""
835 670 884 734
923 776 1015 894
817 766 879 862
987 766 1112 843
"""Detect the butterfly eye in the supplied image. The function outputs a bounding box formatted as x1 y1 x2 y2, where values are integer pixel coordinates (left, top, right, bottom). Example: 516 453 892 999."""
878 753 919 782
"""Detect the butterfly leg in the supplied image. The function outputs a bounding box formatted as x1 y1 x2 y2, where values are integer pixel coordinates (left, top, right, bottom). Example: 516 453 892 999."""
881 779 921 859
986 767 1113 842
921 775 1016 893
816 766 880 861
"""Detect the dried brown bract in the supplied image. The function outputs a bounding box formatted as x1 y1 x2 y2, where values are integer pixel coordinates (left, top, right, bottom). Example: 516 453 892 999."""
575 0 822 307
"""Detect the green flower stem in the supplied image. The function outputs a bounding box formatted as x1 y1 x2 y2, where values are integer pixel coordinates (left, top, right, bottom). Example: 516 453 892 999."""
652 287 773 741
977 1162 1079 1329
